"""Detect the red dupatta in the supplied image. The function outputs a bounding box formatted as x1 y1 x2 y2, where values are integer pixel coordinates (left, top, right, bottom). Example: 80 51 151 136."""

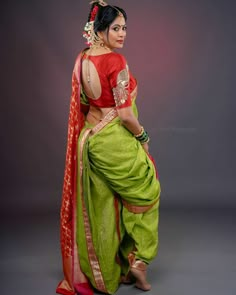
56 50 93 295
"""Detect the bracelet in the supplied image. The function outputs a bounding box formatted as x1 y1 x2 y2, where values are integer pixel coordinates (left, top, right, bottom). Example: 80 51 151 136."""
135 127 150 144
140 136 150 145
139 131 150 144
134 126 144 138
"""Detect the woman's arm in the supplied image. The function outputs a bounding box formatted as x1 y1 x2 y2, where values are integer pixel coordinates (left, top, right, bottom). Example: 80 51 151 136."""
117 106 149 153
117 106 141 134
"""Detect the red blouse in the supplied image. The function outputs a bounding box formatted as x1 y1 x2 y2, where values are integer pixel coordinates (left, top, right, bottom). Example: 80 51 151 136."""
81 52 137 109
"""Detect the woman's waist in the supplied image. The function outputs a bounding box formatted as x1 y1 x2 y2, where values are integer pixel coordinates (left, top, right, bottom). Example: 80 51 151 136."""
86 105 115 124
85 107 119 134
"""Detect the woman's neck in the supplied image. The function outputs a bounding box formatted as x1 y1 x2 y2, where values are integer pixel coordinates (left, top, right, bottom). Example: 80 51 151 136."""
87 44 113 56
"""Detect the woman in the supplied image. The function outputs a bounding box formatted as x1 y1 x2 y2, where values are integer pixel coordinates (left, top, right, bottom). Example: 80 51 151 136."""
56 1 161 295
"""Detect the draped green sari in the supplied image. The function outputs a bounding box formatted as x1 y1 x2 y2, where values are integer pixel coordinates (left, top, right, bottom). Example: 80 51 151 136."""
76 99 161 294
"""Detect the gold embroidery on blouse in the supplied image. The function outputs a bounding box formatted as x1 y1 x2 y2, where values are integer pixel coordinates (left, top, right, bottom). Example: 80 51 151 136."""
112 66 129 106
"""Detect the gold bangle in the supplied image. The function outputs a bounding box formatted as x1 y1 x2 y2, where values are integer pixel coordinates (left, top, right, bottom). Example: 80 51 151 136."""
134 126 144 138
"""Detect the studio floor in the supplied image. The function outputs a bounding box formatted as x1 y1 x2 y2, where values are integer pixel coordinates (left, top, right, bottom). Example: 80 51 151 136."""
1 206 235 295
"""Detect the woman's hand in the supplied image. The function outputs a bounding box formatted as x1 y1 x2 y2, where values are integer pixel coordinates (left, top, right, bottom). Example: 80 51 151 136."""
142 142 149 154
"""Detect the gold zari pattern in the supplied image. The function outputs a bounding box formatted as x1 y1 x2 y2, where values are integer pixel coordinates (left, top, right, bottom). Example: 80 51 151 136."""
91 109 118 135
79 129 107 292
112 66 129 106
122 198 160 214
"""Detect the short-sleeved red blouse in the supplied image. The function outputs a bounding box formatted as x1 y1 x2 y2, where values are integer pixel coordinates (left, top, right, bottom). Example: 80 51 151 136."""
82 52 137 109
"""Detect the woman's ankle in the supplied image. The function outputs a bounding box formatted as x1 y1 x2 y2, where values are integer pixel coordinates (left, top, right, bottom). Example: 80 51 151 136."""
128 253 151 291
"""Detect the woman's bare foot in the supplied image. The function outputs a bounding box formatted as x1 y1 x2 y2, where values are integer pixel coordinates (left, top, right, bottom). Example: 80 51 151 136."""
128 254 151 291
130 263 151 291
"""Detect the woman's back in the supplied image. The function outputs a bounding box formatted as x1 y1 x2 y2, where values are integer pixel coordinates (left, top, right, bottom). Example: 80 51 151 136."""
81 49 136 122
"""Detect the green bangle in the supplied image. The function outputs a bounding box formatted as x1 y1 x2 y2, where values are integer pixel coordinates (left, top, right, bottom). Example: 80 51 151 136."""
141 137 150 145
135 129 150 144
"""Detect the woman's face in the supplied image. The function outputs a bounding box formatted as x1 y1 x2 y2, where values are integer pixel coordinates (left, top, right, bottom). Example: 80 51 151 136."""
100 16 127 50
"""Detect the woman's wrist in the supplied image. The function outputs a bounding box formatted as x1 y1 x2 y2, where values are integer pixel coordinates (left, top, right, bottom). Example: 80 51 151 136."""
134 126 144 138
134 126 150 144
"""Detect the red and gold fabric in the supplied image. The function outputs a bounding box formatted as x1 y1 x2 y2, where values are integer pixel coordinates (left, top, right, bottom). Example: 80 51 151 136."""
56 49 160 295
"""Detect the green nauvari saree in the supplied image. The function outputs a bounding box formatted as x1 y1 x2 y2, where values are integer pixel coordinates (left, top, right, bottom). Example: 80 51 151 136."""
57 51 161 295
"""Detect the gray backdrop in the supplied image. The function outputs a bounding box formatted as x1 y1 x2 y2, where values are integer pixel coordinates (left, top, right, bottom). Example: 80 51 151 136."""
1 0 235 213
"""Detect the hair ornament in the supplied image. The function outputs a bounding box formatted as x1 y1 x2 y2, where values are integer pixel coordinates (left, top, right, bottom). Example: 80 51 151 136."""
90 5 99 21
83 1 108 46
90 0 108 7
83 21 94 46
83 0 124 46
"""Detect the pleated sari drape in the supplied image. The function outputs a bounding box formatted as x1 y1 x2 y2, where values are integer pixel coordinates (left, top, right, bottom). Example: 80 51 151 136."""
56 50 161 295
